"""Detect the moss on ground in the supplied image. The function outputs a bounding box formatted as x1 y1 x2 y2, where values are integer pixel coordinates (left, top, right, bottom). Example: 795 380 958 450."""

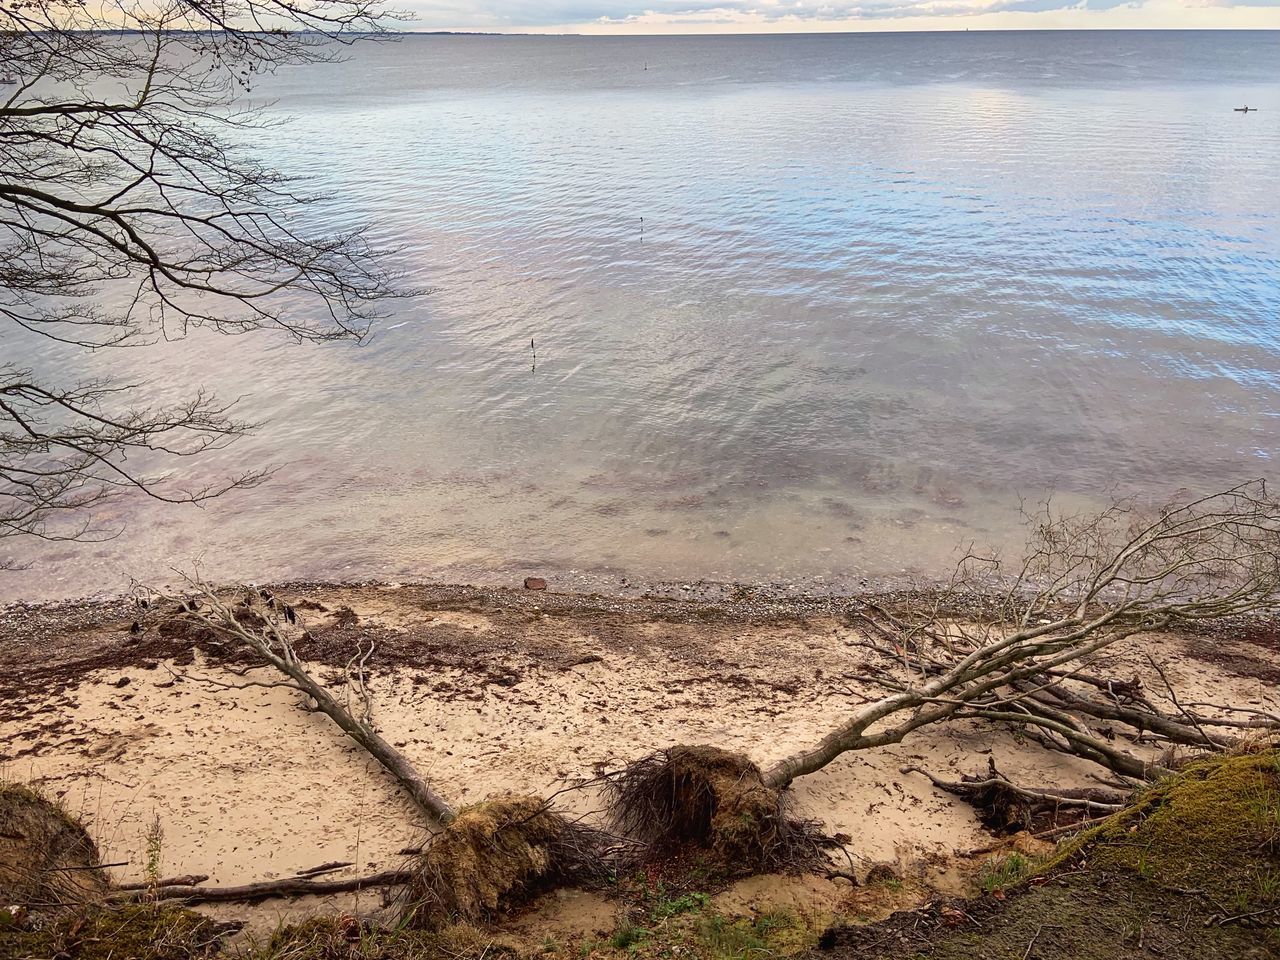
820 873 1277 960
241 917 510 960
580 859 840 960
580 905 823 960
1051 749 1280 914
816 750 1280 959
235 898 821 960
0 904 221 960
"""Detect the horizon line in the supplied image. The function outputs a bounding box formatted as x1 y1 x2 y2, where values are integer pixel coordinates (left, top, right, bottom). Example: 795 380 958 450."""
394 25 1280 36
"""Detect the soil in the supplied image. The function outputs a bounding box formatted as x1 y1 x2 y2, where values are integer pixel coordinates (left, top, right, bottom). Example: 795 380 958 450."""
817 871 1279 959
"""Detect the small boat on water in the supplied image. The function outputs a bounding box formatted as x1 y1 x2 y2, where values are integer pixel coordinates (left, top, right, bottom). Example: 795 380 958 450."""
0 75 16 85
1234 106 1256 113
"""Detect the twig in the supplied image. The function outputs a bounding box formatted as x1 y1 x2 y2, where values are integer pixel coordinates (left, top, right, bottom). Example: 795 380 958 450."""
294 861 354 878
1023 923 1043 959
115 874 208 891
1144 653 1216 747
1214 904 1280 926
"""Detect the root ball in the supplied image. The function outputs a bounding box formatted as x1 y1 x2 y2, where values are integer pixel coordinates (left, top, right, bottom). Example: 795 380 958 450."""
0 783 107 908
404 795 604 926
604 745 827 873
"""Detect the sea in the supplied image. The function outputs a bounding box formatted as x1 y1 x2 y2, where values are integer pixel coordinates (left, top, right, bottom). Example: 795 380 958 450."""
5 30 1280 601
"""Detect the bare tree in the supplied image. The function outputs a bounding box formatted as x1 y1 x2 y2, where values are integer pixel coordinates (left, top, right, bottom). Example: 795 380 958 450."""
1 0 404 558
762 481 1280 789
0 369 264 553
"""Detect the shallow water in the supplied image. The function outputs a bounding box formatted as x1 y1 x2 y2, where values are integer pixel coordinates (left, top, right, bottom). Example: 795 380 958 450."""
5 31 1280 600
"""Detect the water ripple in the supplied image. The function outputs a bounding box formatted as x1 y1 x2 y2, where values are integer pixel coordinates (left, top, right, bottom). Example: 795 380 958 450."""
5 32 1280 599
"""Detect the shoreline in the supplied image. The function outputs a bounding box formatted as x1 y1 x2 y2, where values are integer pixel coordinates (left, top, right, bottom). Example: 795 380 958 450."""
0 567 938 610
3 579 1278 944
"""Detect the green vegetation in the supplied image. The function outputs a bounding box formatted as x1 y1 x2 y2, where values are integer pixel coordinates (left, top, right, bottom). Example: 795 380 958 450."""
695 912 810 960
608 925 649 951
0 904 220 960
649 891 711 921
822 749 1280 959
235 917 513 960
584 907 816 960
585 871 819 960
976 852 1034 894
1050 749 1280 916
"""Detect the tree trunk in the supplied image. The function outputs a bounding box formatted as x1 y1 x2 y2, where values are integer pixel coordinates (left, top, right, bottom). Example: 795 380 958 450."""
266 647 457 825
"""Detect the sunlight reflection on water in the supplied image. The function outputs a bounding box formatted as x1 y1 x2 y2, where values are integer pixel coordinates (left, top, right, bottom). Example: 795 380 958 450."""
5 32 1280 600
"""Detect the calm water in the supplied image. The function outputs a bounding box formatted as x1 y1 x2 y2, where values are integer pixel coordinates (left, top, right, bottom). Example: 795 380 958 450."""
5 31 1280 601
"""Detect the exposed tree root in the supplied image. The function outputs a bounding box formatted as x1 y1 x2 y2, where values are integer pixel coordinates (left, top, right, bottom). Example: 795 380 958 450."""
901 763 1127 834
603 745 831 875
0 782 108 908
403 795 613 926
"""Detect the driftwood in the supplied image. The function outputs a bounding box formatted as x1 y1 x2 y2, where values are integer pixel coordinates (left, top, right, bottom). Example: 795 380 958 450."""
110 869 413 905
295 861 354 878
158 578 457 826
114 874 208 891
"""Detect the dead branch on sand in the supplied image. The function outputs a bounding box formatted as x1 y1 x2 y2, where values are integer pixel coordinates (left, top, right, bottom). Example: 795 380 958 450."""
153 578 633 922
109 870 413 906
152 575 457 826
899 763 1126 835
765 481 1280 787
113 874 208 892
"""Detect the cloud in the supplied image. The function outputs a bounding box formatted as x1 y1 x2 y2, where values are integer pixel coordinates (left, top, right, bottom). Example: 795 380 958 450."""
407 0 1280 27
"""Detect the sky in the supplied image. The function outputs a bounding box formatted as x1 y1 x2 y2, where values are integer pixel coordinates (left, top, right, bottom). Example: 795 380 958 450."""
407 0 1280 33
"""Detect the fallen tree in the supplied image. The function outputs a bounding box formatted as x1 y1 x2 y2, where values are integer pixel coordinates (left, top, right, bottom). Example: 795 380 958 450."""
154 578 456 825
151 577 622 923
609 482 1280 852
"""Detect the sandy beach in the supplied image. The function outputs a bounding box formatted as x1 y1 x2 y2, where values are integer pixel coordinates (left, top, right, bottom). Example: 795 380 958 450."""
3 581 1276 933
